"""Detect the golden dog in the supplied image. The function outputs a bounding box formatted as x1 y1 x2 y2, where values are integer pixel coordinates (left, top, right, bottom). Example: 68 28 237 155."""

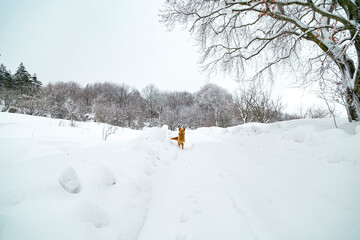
171 127 185 149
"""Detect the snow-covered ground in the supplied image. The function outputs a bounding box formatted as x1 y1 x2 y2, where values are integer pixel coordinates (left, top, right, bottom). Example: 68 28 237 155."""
0 112 359 240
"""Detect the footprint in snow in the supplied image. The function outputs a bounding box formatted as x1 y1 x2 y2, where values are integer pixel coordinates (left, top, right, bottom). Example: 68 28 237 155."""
179 212 190 223
188 194 200 205
188 194 196 199
192 208 202 215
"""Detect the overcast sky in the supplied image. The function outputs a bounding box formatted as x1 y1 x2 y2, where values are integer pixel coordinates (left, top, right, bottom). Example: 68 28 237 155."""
0 0 327 113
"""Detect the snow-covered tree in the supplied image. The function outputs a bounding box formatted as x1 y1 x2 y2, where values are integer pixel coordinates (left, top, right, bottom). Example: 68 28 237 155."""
123 89 147 129
93 94 113 123
162 108 180 130
44 82 86 120
179 105 201 128
161 0 360 121
0 63 43 113
196 83 234 127
165 91 195 109
142 84 163 126
29 74 42 96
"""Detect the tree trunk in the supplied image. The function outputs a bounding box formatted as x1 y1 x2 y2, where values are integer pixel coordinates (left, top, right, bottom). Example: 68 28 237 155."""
338 55 360 121
346 87 360 121
346 34 360 121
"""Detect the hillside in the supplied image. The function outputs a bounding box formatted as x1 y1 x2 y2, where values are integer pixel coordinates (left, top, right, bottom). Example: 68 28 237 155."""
0 112 359 240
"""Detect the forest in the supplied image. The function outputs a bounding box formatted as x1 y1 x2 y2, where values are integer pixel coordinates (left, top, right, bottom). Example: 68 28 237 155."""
0 63 329 130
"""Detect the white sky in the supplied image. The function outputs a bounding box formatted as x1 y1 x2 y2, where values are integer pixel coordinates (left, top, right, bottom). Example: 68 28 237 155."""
0 0 329 114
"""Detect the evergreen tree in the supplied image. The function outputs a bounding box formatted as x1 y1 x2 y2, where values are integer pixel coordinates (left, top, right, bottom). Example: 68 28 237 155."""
12 63 42 96
30 73 42 96
0 64 16 111
0 64 14 89
13 62 32 95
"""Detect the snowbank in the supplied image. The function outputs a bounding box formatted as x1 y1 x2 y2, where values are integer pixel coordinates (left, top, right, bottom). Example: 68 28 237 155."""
0 113 151 240
0 113 359 240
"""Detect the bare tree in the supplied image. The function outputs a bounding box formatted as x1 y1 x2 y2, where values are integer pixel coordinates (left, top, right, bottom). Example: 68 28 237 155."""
102 124 117 141
160 0 360 121
44 82 87 120
234 87 255 123
93 94 114 124
123 89 147 129
305 104 330 118
162 108 180 130
233 84 285 123
142 84 162 126
179 106 201 129
17 95 47 116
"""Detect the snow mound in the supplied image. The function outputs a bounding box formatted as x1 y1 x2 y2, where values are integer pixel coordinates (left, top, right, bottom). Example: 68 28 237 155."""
127 139 155 155
92 165 116 187
338 121 360 135
128 126 170 156
59 167 81 193
161 125 168 131
74 201 109 228
138 127 165 142
82 164 116 187
281 125 310 143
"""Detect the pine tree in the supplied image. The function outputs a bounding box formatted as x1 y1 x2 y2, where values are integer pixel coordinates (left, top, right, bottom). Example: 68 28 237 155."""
0 64 14 89
0 64 17 111
13 62 32 95
30 73 42 96
12 63 42 96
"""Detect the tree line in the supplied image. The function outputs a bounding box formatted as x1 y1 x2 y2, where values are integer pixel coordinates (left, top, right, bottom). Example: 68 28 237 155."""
0 63 329 129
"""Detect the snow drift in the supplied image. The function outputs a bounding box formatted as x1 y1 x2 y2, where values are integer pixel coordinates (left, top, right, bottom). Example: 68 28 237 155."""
0 113 359 240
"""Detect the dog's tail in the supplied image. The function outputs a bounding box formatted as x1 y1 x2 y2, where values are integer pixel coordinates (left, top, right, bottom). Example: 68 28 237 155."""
171 137 178 140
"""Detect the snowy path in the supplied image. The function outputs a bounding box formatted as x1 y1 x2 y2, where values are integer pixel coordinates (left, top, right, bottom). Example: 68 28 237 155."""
137 129 360 240
137 134 256 240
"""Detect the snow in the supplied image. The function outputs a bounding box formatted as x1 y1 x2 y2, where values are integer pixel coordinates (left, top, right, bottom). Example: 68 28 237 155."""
59 167 81 193
0 112 359 240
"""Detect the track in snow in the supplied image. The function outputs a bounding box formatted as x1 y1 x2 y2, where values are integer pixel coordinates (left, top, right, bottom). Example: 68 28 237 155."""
137 132 261 240
136 129 357 240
